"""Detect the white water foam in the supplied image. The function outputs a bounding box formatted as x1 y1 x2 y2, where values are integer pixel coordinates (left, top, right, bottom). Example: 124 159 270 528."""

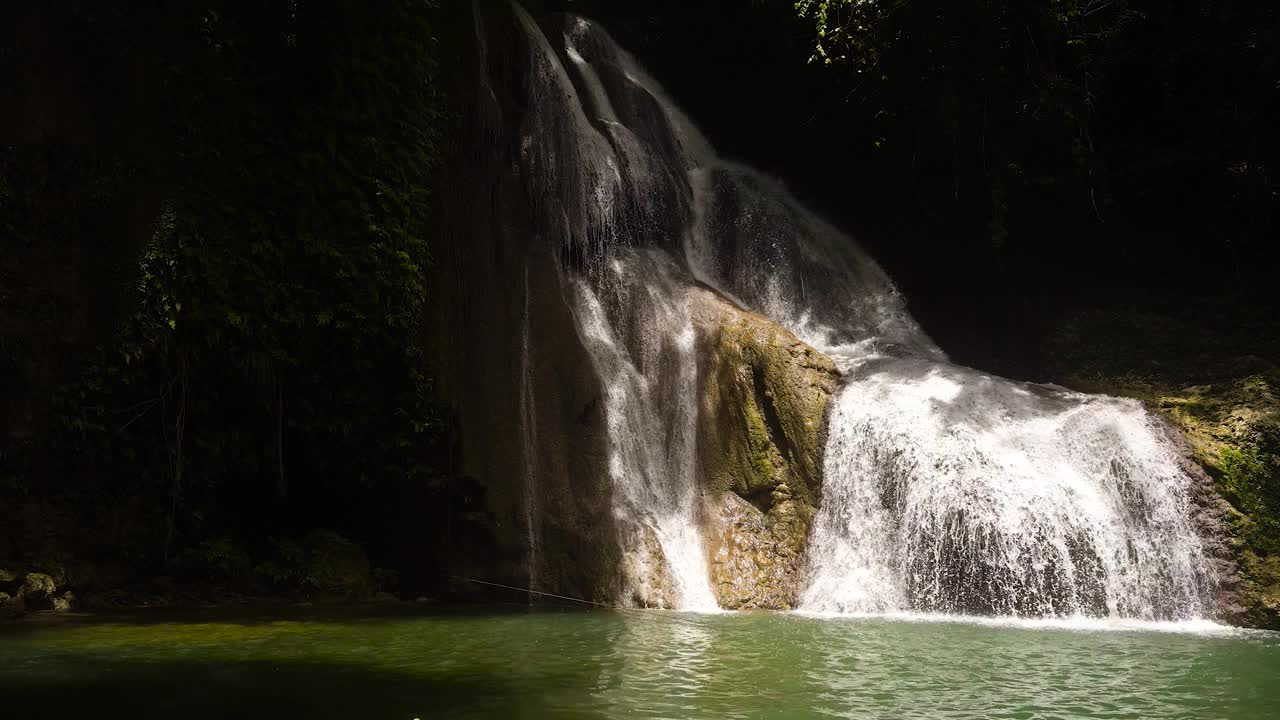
798 359 1212 620
794 609 1244 636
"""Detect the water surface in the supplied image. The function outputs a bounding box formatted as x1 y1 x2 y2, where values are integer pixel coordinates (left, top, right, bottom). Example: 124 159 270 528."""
2 607 1276 719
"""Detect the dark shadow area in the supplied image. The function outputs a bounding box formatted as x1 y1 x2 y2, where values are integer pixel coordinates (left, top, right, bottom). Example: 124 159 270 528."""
0 655 606 720
0 603 594 634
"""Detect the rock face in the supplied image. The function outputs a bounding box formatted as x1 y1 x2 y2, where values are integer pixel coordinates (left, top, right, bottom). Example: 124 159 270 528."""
702 489 814 610
433 3 850 609
1054 370 1277 626
430 3 622 603
690 290 840 608
618 522 676 609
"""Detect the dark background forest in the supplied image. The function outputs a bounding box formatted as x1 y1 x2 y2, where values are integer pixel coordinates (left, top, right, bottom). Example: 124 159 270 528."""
1 0 1276 605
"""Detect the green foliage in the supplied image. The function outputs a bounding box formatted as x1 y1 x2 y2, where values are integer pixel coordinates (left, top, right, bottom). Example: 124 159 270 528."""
176 538 253 584
153 0 445 494
795 0 1108 244
256 530 372 596
7 0 448 579
794 0 1278 289
172 530 375 597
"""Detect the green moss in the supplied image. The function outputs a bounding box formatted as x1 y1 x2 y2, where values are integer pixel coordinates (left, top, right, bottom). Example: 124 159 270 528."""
743 401 775 492
1222 446 1270 508
697 309 837 507
695 296 843 608
1238 550 1280 628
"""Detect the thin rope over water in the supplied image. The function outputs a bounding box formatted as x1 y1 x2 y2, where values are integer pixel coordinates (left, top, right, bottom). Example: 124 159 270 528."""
451 576 612 608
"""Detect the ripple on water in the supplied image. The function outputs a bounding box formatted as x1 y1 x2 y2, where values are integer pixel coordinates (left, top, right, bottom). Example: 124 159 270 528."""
0 608 1277 719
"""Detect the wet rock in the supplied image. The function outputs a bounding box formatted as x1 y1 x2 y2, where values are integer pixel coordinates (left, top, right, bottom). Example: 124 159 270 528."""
20 572 58 611
705 491 813 609
1145 376 1280 628
617 521 676 609
690 288 839 506
689 289 839 609
428 5 622 604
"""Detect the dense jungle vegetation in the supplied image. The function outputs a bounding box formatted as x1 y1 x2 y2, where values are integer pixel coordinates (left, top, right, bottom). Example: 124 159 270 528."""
1 0 1276 608
2 1 450 601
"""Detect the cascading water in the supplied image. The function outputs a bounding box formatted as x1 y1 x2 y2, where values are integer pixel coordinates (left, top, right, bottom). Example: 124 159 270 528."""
799 360 1210 618
681 134 1212 621
511 5 718 609
571 252 719 610
503 4 1215 618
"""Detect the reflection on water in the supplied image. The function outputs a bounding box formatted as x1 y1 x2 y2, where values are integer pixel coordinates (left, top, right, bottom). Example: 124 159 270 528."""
1 607 1277 719
597 613 716 716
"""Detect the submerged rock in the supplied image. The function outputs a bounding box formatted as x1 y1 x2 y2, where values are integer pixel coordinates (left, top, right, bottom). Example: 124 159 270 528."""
690 290 839 608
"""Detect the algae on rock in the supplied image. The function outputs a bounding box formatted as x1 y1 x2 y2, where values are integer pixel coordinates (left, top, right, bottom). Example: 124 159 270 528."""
1153 374 1280 627
689 288 839 609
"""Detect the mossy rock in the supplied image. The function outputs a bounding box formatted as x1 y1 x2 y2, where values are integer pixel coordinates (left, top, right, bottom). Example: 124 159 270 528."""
1235 551 1280 629
689 289 839 609
51 591 75 612
690 288 839 507
1144 376 1280 627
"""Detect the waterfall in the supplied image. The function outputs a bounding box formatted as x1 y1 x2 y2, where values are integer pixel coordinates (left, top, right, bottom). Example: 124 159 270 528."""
500 4 1214 618
799 359 1210 618
681 153 1213 619
570 252 719 609
511 5 718 609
